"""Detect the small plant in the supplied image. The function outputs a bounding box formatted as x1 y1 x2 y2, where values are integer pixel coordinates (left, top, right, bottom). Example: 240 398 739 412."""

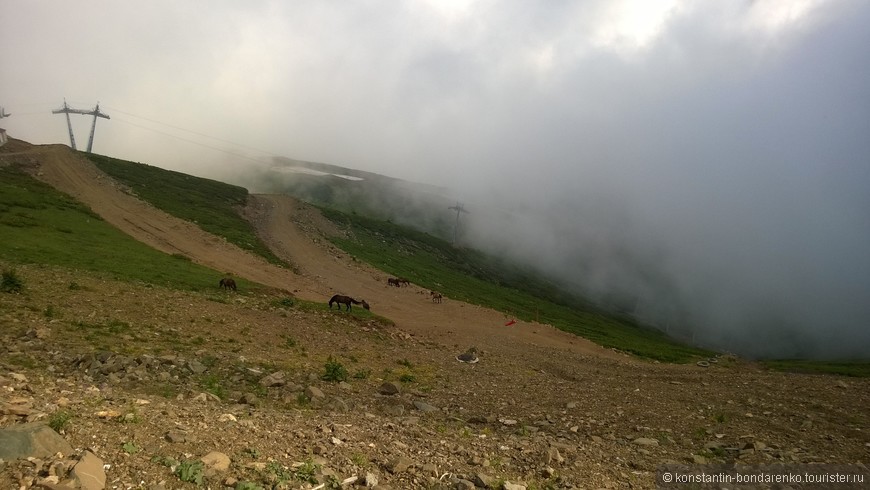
350 452 369 467
68 281 81 290
235 482 265 490
713 412 728 424
1 269 24 293
48 410 72 433
397 358 413 368
284 336 297 348
175 459 205 484
322 356 348 382
399 372 416 383
44 305 58 318
122 441 140 454
293 460 320 484
242 447 260 459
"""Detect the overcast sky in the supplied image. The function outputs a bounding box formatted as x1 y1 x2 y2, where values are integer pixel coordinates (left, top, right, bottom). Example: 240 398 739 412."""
2 0 868 358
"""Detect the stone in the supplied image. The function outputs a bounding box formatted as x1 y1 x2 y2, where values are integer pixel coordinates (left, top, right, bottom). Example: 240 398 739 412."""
632 437 660 446
386 456 413 474
472 473 497 488
503 483 527 490
200 451 231 473
379 381 401 396
413 400 438 413
259 371 287 387
71 451 106 490
0 423 74 461
305 386 325 400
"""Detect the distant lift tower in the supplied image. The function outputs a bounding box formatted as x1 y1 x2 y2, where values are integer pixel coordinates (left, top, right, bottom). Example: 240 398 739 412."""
0 106 10 118
51 99 110 152
448 202 469 246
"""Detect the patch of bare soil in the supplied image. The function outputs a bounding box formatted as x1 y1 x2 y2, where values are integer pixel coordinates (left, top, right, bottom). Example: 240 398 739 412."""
1 142 868 489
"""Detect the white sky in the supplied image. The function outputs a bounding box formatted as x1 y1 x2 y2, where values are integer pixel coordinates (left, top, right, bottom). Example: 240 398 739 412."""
2 0 868 358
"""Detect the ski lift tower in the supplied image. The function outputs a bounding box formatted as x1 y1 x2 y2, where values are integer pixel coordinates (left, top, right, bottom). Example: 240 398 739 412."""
448 202 469 246
51 99 110 152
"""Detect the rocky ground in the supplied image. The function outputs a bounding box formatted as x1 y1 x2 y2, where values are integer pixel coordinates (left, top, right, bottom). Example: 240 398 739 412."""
1 265 869 490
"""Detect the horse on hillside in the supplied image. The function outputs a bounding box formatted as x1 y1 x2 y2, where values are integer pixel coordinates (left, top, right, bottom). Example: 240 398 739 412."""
397 277 411 287
387 277 401 287
219 278 237 291
430 291 443 303
329 294 369 311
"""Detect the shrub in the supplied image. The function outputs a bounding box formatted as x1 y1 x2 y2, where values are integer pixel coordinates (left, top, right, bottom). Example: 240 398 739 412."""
322 356 348 382
1 269 24 293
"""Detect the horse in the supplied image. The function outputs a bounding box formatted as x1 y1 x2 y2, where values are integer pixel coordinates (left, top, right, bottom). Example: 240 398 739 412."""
329 294 368 311
430 291 443 303
387 277 401 287
397 277 411 287
219 278 237 291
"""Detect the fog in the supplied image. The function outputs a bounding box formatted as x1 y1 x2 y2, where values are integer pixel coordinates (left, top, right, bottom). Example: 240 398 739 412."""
2 1 868 358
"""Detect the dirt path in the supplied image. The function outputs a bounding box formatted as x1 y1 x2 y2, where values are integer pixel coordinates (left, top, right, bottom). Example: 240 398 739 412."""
17 142 627 362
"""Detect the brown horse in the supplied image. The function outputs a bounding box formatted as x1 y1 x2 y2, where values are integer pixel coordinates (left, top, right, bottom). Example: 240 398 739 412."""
430 291 443 303
397 277 411 287
329 295 369 311
387 277 401 287
219 278 237 291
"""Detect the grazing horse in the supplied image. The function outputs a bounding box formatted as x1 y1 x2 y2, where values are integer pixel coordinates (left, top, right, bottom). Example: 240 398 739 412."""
430 291 443 303
397 277 411 287
329 294 367 311
387 277 401 287
219 278 237 291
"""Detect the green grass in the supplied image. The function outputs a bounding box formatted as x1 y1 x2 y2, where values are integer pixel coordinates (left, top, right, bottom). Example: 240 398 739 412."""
0 165 235 290
762 359 870 378
320 207 713 363
83 152 285 266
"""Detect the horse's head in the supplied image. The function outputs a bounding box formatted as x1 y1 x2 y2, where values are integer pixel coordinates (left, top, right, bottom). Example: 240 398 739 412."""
362 300 370 310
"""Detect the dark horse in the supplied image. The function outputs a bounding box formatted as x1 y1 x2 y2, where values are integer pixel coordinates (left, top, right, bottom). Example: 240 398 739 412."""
387 277 401 287
219 278 237 291
430 291 443 303
329 294 370 311
397 277 411 287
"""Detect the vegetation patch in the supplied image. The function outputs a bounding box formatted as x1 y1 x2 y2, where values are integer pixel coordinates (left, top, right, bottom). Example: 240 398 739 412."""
84 153 285 266
0 166 236 291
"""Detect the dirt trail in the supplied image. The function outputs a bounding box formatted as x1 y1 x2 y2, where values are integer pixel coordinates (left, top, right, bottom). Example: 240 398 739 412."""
15 142 627 362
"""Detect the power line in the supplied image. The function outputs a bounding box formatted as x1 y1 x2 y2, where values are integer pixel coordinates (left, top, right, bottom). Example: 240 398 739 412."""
111 117 269 164
103 105 276 157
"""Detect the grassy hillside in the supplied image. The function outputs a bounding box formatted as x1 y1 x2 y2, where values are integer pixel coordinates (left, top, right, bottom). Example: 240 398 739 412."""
0 165 235 290
83 153 285 267
319 207 714 363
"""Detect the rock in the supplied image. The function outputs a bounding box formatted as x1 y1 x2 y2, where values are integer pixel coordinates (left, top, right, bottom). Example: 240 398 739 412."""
421 463 438 477
259 371 287 387
200 451 231 473
71 451 106 490
379 381 401 396
472 472 497 488
0 423 74 460
413 400 438 413
239 392 259 406
165 431 187 443
187 360 207 374
503 483 527 490
304 385 324 401
691 454 707 464
632 437 660 446
364 472 379 487
452 479 475 490
386 456 413 474
545 446 564 465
